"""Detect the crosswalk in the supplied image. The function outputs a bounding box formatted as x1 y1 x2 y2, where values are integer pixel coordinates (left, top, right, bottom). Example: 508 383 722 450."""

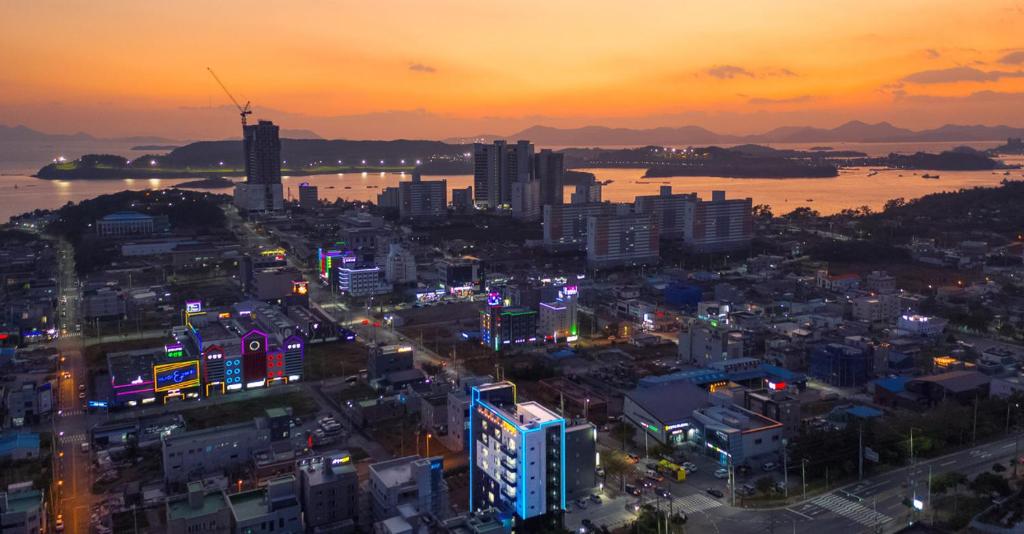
59 409 84 417
59 432 88 445
808 493 893 528
666 493 723 515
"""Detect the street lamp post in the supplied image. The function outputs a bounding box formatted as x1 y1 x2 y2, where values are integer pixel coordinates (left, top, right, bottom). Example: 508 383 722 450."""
426 433 432 457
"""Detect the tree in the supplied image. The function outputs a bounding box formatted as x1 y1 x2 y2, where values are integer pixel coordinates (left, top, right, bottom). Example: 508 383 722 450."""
931 471 967 495
602 450 632 492
970 472 1011 497
752 204 773 220
610 421 636 449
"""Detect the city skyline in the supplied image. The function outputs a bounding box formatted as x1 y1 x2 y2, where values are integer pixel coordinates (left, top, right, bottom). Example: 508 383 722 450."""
4 1 1024 139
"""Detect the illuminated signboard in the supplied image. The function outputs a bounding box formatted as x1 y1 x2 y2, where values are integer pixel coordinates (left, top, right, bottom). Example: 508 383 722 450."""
767 380 787 391
560 285 578 297
487 292 502 307
260 248 286 257
293 281 309 295
185 301 202 314
153 361 200 392
165 343 184 358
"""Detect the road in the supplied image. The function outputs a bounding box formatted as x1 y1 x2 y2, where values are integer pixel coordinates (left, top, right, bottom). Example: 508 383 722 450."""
571 432 1024 534
51 238 98 534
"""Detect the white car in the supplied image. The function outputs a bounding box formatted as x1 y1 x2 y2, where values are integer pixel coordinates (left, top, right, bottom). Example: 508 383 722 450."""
714 468 729 479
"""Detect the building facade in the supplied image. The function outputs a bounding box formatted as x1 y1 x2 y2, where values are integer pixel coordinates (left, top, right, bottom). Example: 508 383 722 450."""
586 213 659 268
399 174 447 220
469 382 565 530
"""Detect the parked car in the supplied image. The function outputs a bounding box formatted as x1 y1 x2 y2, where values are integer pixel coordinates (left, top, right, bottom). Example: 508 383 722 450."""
761 462 777 472
624 484 640 496
589 494 602 504
714 468 729 479
575 498 588 510
80 442 90 454
706 488 724 499
595 467 606 478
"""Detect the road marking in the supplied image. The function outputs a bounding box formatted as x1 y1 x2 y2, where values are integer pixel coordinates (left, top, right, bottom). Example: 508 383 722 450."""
940 460 957 466
809 493 893 527
59 433 88 444
785 507 814 520
667 493 723 515
1002 443 1014 449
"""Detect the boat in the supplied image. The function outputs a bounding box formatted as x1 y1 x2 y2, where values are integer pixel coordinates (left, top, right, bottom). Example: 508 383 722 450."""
344 186 352 189
867 171 878 177
805 198 814 202
922 174 940 179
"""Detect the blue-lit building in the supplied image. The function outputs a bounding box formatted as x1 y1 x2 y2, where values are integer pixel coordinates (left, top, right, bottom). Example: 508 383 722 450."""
469 382 565 532
809 343 873 388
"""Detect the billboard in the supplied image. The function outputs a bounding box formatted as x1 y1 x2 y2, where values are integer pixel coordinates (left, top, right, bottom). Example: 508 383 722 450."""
153 361 200 392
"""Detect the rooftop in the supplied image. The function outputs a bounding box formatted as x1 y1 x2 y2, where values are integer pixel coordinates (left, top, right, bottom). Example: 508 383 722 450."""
0 487 41 514
0 432 40 456
167 486 228 521
227 488 268 522
626 382 709 424
369 455 440 489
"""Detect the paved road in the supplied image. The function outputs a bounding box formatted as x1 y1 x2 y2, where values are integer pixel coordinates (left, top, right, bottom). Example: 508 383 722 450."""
583 432 1024 534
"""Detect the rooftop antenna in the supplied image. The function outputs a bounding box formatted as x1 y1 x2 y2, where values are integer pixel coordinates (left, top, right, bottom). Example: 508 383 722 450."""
206 67 252 127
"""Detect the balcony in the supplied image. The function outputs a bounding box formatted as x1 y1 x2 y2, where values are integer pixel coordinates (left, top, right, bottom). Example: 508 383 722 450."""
502 456 517 471
501 471 516 485
501 445 517 459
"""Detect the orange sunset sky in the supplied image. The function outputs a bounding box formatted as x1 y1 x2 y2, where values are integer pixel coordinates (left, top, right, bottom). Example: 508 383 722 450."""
3 0 1024 139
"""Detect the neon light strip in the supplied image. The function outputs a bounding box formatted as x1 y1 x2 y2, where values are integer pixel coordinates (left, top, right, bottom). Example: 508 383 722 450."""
113 381 152 389
115 388 152 396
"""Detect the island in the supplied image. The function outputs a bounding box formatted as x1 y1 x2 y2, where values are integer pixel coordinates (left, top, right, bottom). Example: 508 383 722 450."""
172 176 236 189
35 139 475 180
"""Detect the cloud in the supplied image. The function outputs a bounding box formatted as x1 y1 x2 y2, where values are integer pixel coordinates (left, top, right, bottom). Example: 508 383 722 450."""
706 65 754 79
748 95 813 105
895 89 1024 104
998 51 1024 65
901 66 1024 84
408 63 437 73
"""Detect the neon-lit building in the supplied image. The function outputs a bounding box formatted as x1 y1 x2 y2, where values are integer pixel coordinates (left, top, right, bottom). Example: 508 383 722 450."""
538 284 578 343
480 293 538 352
106 301 305 407
317 248 356 285
469 382 565 531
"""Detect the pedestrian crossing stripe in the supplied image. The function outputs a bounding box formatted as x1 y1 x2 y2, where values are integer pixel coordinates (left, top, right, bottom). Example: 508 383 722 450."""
59 433 88 444
666 493 723 515
60 410 83 417
810 493 893 527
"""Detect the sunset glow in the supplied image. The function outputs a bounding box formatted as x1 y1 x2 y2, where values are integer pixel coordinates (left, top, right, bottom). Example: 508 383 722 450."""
3 0 1024 138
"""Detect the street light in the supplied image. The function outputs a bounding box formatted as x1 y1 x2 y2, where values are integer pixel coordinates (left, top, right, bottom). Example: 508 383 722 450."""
426 433 432 457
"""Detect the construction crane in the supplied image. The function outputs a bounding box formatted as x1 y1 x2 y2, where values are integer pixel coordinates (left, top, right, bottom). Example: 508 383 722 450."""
206 67 252 127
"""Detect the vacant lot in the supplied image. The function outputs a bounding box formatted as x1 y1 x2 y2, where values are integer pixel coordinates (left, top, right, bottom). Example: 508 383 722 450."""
305 340 368 381
180 390 319 430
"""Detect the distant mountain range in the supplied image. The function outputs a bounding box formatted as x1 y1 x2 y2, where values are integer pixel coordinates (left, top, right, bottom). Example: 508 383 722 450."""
6 121 1024 148
0 124 323 146
448 121 1024 146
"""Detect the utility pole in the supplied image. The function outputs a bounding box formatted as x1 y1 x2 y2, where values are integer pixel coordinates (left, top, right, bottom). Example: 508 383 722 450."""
973 395 979 444
801 459 807 501
859 423 864 481
783 438 788 498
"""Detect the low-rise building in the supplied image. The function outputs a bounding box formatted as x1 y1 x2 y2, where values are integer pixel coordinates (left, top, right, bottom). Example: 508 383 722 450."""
368 456 449 523
0 482 43 534
166 481 232 534
162 418 272 484
297 451 358 532
227 475 303 534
